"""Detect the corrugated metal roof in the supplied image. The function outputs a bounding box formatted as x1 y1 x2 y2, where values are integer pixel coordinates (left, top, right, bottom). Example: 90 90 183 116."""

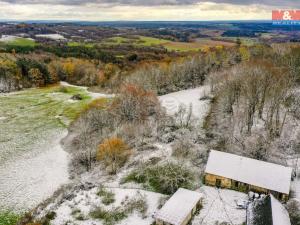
155 188 202 225
205 150 292 194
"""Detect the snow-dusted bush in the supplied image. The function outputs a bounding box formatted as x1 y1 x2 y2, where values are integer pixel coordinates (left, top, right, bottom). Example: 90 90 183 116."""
97 186 115 205
90 206 127 225
123 162 195 195
97 137 132 174
172 137 195 158
122 192 148 218
287 200 300 225
90 193 148 225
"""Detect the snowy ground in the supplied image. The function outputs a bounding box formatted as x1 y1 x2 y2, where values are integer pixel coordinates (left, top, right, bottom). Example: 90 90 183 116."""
35 34 66 40
0 84 108 212
0 35 18 42
48 187 164 225
193 186 247 225
0 35 34 43
0 130 69 211
60 81 115 99
159 86 211 125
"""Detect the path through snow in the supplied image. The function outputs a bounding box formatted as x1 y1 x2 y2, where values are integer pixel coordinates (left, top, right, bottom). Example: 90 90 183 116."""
193 186 247 225
60 81 115 99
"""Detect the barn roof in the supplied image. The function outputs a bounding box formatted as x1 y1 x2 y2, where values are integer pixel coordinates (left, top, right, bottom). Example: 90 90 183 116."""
205 150 292 194
154 188 202 225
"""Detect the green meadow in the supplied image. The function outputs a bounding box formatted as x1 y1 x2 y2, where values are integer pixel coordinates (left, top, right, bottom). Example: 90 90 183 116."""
0 37 36 47
0 85 91 165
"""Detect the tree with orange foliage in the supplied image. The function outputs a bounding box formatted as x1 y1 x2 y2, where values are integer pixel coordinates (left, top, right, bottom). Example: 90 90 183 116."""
97 137 132 174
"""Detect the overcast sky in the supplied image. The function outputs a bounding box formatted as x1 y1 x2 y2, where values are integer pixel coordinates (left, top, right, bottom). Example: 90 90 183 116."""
0 0 297 21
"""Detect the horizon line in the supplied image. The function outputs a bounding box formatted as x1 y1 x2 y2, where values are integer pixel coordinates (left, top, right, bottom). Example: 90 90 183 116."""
0 19 272 22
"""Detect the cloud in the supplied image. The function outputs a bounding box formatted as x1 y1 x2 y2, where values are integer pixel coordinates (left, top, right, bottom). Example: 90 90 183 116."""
0 1 272 21
0 0 298 7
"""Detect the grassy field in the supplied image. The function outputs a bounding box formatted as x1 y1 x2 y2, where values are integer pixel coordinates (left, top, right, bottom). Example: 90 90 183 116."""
194 38 236 47
214 37 257 46
103 35 234 52
0 211 19 225
0 37 36 47
0 85 91 165
260 32 288 39
0 84 97 215
68 41 94 48
138 36 169 46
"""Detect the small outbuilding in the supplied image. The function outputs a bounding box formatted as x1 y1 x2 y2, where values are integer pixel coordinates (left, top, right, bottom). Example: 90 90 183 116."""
247 194 291 225
154 188 202 225
204 150 293 201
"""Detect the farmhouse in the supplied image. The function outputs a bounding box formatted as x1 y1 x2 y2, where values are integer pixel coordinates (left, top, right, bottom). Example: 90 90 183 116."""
204 150 293 201
154 188 202 225
247 194 291 225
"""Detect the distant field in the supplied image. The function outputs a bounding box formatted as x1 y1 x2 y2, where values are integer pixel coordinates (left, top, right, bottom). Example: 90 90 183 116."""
138 36 169 46
68 41 94 48
103 36 169 46
215 37 257 46
164 42 203 51
260 32 288 39
103 35 235 52
194 38 236 47
0 37 36 47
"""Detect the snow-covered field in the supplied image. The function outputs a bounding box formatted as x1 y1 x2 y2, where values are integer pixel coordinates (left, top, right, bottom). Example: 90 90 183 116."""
0 35 18 42
193 186 247 225
0 84 105 212
0 130 69 211
0 34 34 43
35 34 66 40
159 86 211 125
60 81 115 99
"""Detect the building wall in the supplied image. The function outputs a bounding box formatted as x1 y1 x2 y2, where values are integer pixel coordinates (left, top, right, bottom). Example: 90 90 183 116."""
205 173 232 188
248 184 268 194
204 173 289 201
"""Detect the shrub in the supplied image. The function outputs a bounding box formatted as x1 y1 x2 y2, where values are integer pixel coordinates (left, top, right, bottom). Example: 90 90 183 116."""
90 207 127 225
71 208 86 221
83 98 108 112
58 86 69 93
287 200 300 225
0 211 20 225
122 193 148 217
90 194 147 225
97 186 116 205
172 138 194 158
123 162 195 194
110 84 160 122
97 137 132 174
45 211 56 220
